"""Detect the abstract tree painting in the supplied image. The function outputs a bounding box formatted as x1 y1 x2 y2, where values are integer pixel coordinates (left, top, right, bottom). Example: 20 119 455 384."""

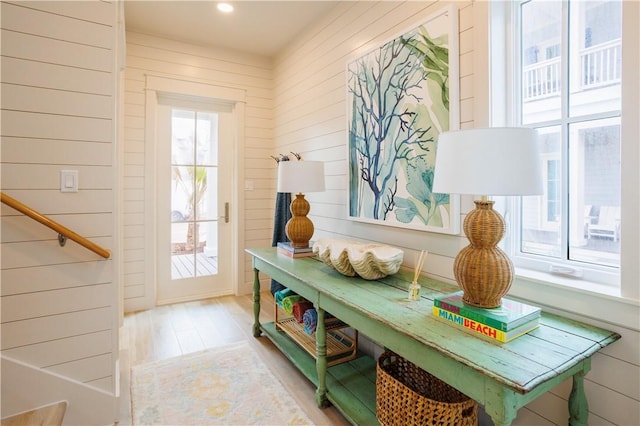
348 7 459 234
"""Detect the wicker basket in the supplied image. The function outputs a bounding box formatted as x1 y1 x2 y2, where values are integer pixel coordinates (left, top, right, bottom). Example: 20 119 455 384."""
376 351 478 426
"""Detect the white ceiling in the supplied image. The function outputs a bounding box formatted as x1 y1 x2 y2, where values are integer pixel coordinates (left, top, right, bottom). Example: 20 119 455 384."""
123 1 340 57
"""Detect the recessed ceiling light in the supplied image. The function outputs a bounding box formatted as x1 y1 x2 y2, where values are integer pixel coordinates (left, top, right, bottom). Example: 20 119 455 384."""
217 2 234 13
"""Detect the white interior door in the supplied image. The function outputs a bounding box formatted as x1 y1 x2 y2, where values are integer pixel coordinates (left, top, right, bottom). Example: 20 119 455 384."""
156 99 233 303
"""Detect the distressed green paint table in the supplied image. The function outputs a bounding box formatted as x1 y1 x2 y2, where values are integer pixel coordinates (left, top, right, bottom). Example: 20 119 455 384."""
247 248 621 426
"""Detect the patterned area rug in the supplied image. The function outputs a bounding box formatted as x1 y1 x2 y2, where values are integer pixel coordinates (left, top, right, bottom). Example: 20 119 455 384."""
131 341 314 425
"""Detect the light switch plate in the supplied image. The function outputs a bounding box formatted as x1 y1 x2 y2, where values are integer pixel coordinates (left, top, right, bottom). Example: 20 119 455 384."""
60 169 78 193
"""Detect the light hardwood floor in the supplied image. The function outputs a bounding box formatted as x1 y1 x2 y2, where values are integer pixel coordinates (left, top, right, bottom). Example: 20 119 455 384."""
118 292 350 425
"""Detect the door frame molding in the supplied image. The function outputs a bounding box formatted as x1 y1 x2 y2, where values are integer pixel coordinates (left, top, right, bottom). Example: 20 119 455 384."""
142 74 245 308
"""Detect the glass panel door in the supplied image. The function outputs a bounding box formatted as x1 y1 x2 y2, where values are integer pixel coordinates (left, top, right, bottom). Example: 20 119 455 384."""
156 100 232 303
170 109 219 280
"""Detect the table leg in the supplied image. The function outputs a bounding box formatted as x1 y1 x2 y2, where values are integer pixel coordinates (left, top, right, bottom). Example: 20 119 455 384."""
490 417 516 426
252 268 261 337
485 407 517 426
484 386 517 426
315 307 329 408
568 371 589 426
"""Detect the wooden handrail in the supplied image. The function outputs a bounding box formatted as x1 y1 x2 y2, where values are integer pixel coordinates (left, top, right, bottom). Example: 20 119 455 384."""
1 192 111 259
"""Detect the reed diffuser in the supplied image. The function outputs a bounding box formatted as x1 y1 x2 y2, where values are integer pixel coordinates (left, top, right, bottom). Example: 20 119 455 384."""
408 250 428 301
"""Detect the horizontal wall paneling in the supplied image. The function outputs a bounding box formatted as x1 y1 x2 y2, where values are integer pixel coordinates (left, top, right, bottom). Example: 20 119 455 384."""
1 0 118 418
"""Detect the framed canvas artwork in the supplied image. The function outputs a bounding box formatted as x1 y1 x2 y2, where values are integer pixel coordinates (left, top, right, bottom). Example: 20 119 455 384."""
347 6 459 234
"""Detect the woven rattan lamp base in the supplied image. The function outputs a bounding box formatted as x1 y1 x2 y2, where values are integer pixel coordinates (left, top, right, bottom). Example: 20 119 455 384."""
454 200 513 308
285 193 314 248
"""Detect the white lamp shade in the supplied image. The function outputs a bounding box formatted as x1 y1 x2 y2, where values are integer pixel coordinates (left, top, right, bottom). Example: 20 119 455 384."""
277 161 326 193
432 128 543 196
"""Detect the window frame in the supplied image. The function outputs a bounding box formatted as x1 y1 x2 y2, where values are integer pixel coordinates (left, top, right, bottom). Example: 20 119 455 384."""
487 0 639 301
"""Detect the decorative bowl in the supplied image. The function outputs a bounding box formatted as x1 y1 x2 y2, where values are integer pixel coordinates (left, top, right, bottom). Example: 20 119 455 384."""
312 239 404 280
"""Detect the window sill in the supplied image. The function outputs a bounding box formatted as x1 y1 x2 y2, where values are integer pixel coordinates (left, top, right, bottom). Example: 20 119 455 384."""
509 267 639 331
516 266 620 296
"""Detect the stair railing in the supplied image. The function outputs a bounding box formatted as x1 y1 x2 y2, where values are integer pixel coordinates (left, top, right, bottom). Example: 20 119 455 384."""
0 192 111 259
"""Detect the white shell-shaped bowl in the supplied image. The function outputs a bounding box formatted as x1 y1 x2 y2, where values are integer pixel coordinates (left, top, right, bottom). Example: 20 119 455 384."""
312 239 404 280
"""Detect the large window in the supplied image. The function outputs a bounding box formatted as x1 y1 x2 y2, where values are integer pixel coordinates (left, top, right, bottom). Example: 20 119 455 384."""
512 0 623 286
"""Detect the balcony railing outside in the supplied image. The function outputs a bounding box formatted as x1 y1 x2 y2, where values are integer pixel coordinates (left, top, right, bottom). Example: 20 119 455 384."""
523 39 621 101
580 38 621 89
523 57 561 100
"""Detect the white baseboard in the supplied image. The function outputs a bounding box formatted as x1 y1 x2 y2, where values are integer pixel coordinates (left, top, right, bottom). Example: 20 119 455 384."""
1 354 117 425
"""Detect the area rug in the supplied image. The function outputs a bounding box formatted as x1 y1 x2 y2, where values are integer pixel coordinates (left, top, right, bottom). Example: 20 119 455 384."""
130 341 314 425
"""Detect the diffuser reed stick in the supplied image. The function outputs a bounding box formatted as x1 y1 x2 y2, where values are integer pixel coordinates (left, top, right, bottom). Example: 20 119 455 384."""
408 250 428 301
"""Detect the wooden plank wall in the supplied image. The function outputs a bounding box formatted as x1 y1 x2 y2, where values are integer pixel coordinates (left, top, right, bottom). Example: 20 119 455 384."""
0 0 118 398
272 1 639 425
122 32 274 310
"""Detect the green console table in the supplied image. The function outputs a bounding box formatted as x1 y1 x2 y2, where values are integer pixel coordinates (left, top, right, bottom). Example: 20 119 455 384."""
247 247 621 426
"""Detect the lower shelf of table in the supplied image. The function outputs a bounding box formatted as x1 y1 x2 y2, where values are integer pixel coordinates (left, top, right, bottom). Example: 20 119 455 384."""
260 321 379 426
275 316 357 367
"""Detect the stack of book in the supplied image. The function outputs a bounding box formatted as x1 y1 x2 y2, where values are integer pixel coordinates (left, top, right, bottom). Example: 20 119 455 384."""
432 291 541 343
277 242 316 258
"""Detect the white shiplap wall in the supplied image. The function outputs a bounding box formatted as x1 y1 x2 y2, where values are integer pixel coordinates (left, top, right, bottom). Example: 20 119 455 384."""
273 1 639 425
1 0 119 422
122 32 274 310
274 1 467 281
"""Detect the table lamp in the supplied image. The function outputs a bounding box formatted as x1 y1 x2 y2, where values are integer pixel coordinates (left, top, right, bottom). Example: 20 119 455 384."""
277 160 325 248
432 128 543 308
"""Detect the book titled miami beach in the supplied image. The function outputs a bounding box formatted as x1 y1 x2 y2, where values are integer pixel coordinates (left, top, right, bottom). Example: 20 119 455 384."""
432 306 540 343
433 291 541 332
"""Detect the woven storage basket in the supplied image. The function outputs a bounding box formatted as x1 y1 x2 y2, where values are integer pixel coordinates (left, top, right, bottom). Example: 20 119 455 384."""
376 351 478 426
